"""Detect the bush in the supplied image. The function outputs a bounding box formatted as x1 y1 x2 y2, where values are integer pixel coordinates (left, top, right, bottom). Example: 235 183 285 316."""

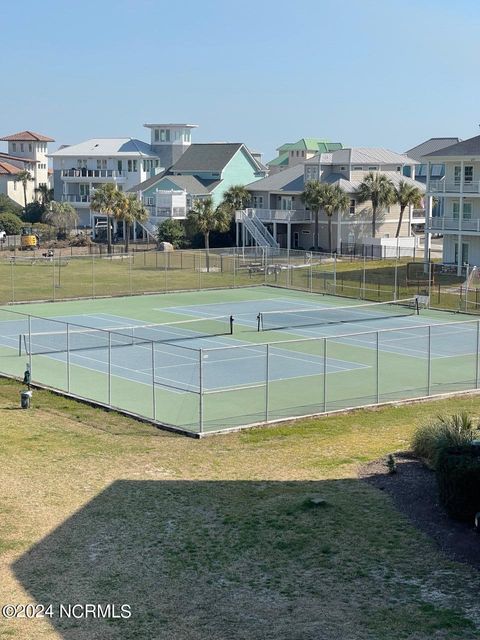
23 201 45 223
0 212 23 235
436 444 480 521
34 223 57 242
0 194 22 216
157 219 186 248
69 234 92 247
411 413 479 469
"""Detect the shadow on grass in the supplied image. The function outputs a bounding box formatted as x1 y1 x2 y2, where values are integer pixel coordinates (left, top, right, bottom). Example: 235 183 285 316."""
12 480 479 640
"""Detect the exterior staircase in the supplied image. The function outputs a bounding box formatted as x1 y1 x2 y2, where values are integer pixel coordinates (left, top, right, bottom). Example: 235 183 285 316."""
240 210 279 249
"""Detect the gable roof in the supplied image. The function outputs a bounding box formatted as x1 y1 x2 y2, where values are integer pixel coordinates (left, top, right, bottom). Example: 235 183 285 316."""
423 135 480 158
0 130 54 142
245 164 425 196
170 143 244 173
405 138 460 162
0 161 22 175
245 164 305 193
335 148 415 165
49 138 158 157
128 172 220 195
267 151 290 167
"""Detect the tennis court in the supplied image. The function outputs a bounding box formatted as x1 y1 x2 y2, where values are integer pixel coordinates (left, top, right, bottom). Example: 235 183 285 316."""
0 285 479 434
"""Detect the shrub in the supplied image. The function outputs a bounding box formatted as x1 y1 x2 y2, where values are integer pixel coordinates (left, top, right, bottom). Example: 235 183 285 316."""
0 212 23 235
157 219 186 248
23 201 45 223
0 194 22 216
411 413 479 469
436 444 480 521
69 234 92 247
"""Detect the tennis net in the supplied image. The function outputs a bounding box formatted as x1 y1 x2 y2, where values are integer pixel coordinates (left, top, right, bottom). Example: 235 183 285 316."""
19 315 234 356
257 298 419 331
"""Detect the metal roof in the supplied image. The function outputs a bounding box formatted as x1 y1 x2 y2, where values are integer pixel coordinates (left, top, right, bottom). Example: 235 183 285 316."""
49 138 159 157
405 138 460 162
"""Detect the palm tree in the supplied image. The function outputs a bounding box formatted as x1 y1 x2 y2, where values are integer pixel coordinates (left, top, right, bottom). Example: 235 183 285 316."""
16 170 33 214
301 180 324 250
222 185 251 212
187 197 232 271
318 184 351 252
356 172 395 238
43 201 79 239
35 184 54 207
90 183 121 254
114 193 149 253
393 180 423 238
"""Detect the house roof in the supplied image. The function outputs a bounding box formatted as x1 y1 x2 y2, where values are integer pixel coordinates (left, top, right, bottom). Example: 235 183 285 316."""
304 147 416 166
267 151 290 167
423 134 480 158
0 152 37 164
0 130 54 142
405 138 461 162
0 161 22 175
128 172 220 195
49 138 158 157
170 143 244 173
245 164 305 193
245 165 425 196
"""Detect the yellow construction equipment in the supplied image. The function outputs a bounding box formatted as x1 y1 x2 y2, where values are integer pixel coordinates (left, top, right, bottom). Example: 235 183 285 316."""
20 226 39 251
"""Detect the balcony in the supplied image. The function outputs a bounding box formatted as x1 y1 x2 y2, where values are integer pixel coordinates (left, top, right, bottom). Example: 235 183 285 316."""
236 208 313 223
61 169 126 182
429 179 480 194
62 194 91 207
427 217 480 233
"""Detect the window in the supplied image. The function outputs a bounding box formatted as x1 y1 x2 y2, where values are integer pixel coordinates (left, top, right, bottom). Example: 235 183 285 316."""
29 144 32 152
79 184 90 196
416 164 426 177
455 242 469 265
431 164 443 177
77 159 87 169
127 159 138 172
165 129 170 142
20 144 24 152
454 165 473 184
12 143 16 152
396 166 401 172
144 196 154 206
452 202 472 219
349 199 356 215
353 166 362 170
368 166 379 171
117 160 123 172
340 166 346 171
252 196 264 209
154 129 159 142
96 159 107 170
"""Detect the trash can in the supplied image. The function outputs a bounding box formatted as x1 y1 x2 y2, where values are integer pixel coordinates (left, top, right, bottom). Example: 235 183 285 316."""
20 390 32 409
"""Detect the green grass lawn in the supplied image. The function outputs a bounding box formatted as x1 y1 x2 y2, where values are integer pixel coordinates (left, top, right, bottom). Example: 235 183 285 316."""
1 377 479 639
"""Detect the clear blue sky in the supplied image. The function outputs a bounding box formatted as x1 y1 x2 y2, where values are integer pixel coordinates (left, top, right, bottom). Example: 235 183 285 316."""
2 0 479 161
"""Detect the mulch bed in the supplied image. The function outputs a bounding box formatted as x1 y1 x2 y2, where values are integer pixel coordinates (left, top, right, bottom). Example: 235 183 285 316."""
359 452 480 570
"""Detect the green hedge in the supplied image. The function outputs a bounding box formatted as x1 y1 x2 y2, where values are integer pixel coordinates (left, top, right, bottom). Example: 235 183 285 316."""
436 444 480 522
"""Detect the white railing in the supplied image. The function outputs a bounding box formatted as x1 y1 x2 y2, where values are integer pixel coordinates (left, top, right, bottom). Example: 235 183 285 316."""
428 217 480 232
412 209 425 219
236 208 313 222
61 169 126 179
429 179 480 194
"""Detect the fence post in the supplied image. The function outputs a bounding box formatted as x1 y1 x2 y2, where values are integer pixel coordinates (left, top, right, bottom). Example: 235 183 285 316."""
394 259 398 301
152 342 156 420
92 254 95 298
108 332 112 406
66 323 70 393
10 260 15 303
265 344 270 422
333 253 337 295
323 337 327 412
52 257 56 302
376 331 380 403
28 315 32 379
427 325 431 396
199 349 204 434
164 253 168 293
476 321 480 389
233 253 236 288
129 254 133 295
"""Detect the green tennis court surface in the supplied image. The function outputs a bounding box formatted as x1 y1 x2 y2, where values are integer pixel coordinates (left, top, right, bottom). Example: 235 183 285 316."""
1 286 479 434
